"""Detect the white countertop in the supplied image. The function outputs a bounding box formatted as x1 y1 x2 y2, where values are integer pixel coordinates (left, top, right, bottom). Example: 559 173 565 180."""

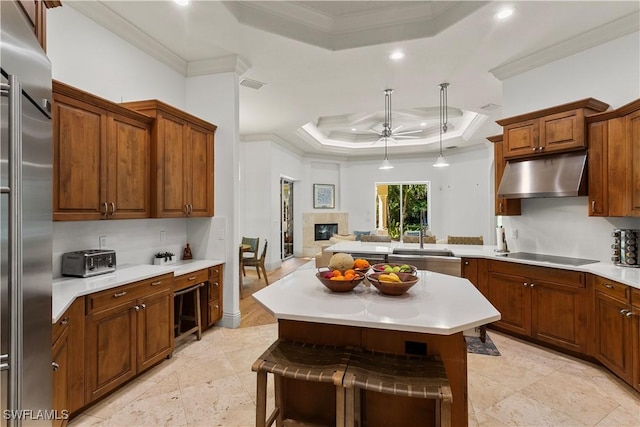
325 241 640 290
252 268 501 335
52 259 224 323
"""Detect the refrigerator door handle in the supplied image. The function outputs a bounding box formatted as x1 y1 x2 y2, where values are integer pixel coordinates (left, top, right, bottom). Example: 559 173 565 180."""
0 353 8 371
7 74 24 423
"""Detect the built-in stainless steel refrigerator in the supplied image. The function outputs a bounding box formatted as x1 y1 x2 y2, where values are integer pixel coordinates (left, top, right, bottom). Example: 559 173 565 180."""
1 1 53 426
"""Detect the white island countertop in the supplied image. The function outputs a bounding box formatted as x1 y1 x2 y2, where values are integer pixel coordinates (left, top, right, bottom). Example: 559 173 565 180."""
252 268 501 335
52 259 224 323
324 241 640 290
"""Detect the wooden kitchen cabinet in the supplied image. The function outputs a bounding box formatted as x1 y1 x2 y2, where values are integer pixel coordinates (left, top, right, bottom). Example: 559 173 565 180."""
120 100 216 218
586 99 640 217
488 135 521 216
591 275 634 384
16 0 61 51
51 297 85 419
631 288 640 392
52 81 152 221
496 98 608 159
487 260 588 353
206 264 223 327
85 273 174 403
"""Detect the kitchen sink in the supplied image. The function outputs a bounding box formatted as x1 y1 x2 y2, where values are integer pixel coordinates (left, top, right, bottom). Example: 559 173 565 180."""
392 248 455 257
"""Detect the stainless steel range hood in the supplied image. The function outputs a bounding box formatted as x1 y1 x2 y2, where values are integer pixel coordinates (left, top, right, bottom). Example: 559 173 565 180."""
497 151 587 199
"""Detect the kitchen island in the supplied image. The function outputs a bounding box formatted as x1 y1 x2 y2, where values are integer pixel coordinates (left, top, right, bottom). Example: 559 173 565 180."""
253 268 500 426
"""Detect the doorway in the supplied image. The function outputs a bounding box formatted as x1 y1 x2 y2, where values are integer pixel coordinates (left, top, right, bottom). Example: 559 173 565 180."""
281 178 294 260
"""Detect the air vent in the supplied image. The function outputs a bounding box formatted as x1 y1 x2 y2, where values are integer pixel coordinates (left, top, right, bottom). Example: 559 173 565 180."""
480 103 501 111
240 78 266 90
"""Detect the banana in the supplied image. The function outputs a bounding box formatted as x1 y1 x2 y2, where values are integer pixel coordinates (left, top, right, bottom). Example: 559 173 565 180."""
379 273 402 283
388 272 401 282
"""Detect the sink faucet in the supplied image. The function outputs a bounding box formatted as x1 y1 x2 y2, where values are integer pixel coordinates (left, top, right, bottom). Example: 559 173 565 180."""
419 209 427 249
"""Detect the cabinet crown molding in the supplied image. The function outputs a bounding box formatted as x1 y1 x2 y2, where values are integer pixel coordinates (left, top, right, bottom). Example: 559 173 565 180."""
496 98 609 126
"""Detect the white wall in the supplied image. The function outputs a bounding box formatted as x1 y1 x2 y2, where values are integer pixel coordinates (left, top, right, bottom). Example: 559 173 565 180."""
501 32 640 261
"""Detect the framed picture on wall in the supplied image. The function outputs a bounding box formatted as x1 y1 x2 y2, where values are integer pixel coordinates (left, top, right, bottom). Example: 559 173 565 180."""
313 184 335 209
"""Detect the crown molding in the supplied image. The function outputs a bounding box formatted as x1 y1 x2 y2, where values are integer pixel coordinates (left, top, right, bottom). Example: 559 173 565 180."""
490 11 640 81
241 133 306 157
66 1 187 75
187 55 251 77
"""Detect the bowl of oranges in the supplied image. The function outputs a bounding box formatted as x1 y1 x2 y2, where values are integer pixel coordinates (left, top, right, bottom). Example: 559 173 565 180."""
353 258 371 273
316 268 365 292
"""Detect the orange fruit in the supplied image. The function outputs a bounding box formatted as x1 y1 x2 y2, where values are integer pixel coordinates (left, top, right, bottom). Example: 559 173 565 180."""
344 269 355 276
344 273 355 280
332 270 342 277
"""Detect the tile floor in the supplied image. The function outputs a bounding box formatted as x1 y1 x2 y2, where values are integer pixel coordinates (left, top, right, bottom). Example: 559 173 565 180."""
67 324 639 427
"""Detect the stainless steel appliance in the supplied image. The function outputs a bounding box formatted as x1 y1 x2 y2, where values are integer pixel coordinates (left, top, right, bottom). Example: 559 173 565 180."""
62 250 117 277
612 229 638 268
1 2 53 425
389 249 462 277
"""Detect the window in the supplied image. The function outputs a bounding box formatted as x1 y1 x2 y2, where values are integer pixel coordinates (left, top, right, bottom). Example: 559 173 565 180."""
375 183 429 240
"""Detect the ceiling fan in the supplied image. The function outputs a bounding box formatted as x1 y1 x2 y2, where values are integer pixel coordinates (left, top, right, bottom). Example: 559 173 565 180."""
368 89 423 144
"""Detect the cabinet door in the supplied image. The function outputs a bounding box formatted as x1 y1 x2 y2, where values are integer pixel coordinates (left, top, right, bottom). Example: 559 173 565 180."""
539 109 585 153
53 95 106 220
627 109 640 216
137 289 174 372
531 280 587 352
607 117 627 216
52 326 69 427
594 292 633 382
106 113 150 219
587 120 608 216
503 120 538 158
187 124 214 216
493 141 521 216
156 114 188 217
633 305 640 392
488 272 531 336
85 302 137 403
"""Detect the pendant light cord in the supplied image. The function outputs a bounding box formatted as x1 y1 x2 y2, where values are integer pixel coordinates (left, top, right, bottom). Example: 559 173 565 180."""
439 83 449 156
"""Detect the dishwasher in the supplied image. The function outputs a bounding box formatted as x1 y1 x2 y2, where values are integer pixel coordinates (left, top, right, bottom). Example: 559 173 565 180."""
387 249 462 277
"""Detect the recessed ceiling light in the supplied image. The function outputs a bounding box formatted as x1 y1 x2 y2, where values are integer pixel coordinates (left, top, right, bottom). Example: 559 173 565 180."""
389 50 405 61
420 122 427 127
351 128 357 131
174 0 190 6
495 7 514 20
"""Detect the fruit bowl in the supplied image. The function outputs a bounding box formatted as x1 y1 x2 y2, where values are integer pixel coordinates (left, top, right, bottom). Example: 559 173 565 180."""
316 270 365 293
367 272 419 296
371 263 417 275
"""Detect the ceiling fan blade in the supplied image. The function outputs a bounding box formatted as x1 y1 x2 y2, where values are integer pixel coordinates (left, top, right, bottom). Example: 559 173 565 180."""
393 135 420 139
394 129 423 135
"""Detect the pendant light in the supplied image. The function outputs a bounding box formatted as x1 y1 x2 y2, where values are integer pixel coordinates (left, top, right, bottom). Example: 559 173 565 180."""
379 136 394 169
433 82 450 168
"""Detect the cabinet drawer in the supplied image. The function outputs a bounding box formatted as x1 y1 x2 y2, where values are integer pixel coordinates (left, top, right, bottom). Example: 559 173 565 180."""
208 300 221 323
52 314 70 344
208 279 221 302
593 276 630 302
174 269 208 292
86 273 173 314
631 288 640 309
209 265 222 280
488 260 585 287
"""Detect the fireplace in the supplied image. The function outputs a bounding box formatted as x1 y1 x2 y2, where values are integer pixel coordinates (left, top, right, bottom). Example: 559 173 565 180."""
314 223 338 241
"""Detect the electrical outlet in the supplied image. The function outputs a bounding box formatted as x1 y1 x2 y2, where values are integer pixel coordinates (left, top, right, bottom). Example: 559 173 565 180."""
99 236 107 249
510 229 518 239
217 227 225 240
160 231 166 243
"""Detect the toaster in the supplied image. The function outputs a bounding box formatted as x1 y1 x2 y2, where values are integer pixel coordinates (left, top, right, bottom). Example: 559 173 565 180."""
62 249 117 277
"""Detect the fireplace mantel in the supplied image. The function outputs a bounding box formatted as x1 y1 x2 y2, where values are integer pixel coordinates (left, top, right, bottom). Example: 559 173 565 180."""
302 212 348 257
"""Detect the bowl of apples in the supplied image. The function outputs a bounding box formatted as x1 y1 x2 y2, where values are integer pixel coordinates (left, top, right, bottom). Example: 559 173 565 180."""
371 263 417 275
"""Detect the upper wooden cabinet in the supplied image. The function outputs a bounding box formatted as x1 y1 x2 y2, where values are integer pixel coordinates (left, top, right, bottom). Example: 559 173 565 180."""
16 1 61 51
53 81 153 221
496 98 608 160
487 134 521 216
586 99 640 217
121 100 216 218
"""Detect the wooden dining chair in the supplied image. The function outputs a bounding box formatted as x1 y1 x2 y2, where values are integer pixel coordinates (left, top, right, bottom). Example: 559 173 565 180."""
241 237 260 276
243 240 269 285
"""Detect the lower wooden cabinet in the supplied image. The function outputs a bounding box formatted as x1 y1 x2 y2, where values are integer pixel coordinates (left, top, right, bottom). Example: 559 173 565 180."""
592 276 634 384
204 265 223 328
52 324 69 427
632 288 640 392
85 273 174 403
486 260 588 353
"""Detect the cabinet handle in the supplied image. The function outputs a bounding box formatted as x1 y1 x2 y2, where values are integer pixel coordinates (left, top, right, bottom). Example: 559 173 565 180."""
620 309 630 315
184 204 189 215
539 146 545 151
213 282 219 288
464 261 469 265
603 284 614 289
626 312 633 318
499 202 503 213
151 281 162 286
532 147 537 152
530 283 535 288
113 291 127 298
101 202 108 217
141 303 146 309
110 202 116 215
134 305 140 312
591 200 596 213
59 317 69 326
213 304 219 310
188 204 193 215
188 276 197 281
523 282 528 287
52 362 59 372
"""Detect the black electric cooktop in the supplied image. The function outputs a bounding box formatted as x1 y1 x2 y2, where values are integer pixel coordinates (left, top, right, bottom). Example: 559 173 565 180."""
497 252 599 266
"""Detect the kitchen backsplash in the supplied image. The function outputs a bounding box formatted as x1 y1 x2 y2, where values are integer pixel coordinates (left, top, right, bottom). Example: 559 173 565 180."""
52 218 188 278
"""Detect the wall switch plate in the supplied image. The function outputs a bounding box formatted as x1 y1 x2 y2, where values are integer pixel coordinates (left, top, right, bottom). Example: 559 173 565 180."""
510 229 518 239
99 236 107 249
217 227 225 240
160 231 166 243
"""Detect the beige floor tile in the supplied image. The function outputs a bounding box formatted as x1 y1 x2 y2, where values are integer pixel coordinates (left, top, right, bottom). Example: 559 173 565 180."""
68 414 105 427
595 405 640 426
81 378 158 419
467 369 518 414
484 391 585 426
475 410 510 426
174 354 237 389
